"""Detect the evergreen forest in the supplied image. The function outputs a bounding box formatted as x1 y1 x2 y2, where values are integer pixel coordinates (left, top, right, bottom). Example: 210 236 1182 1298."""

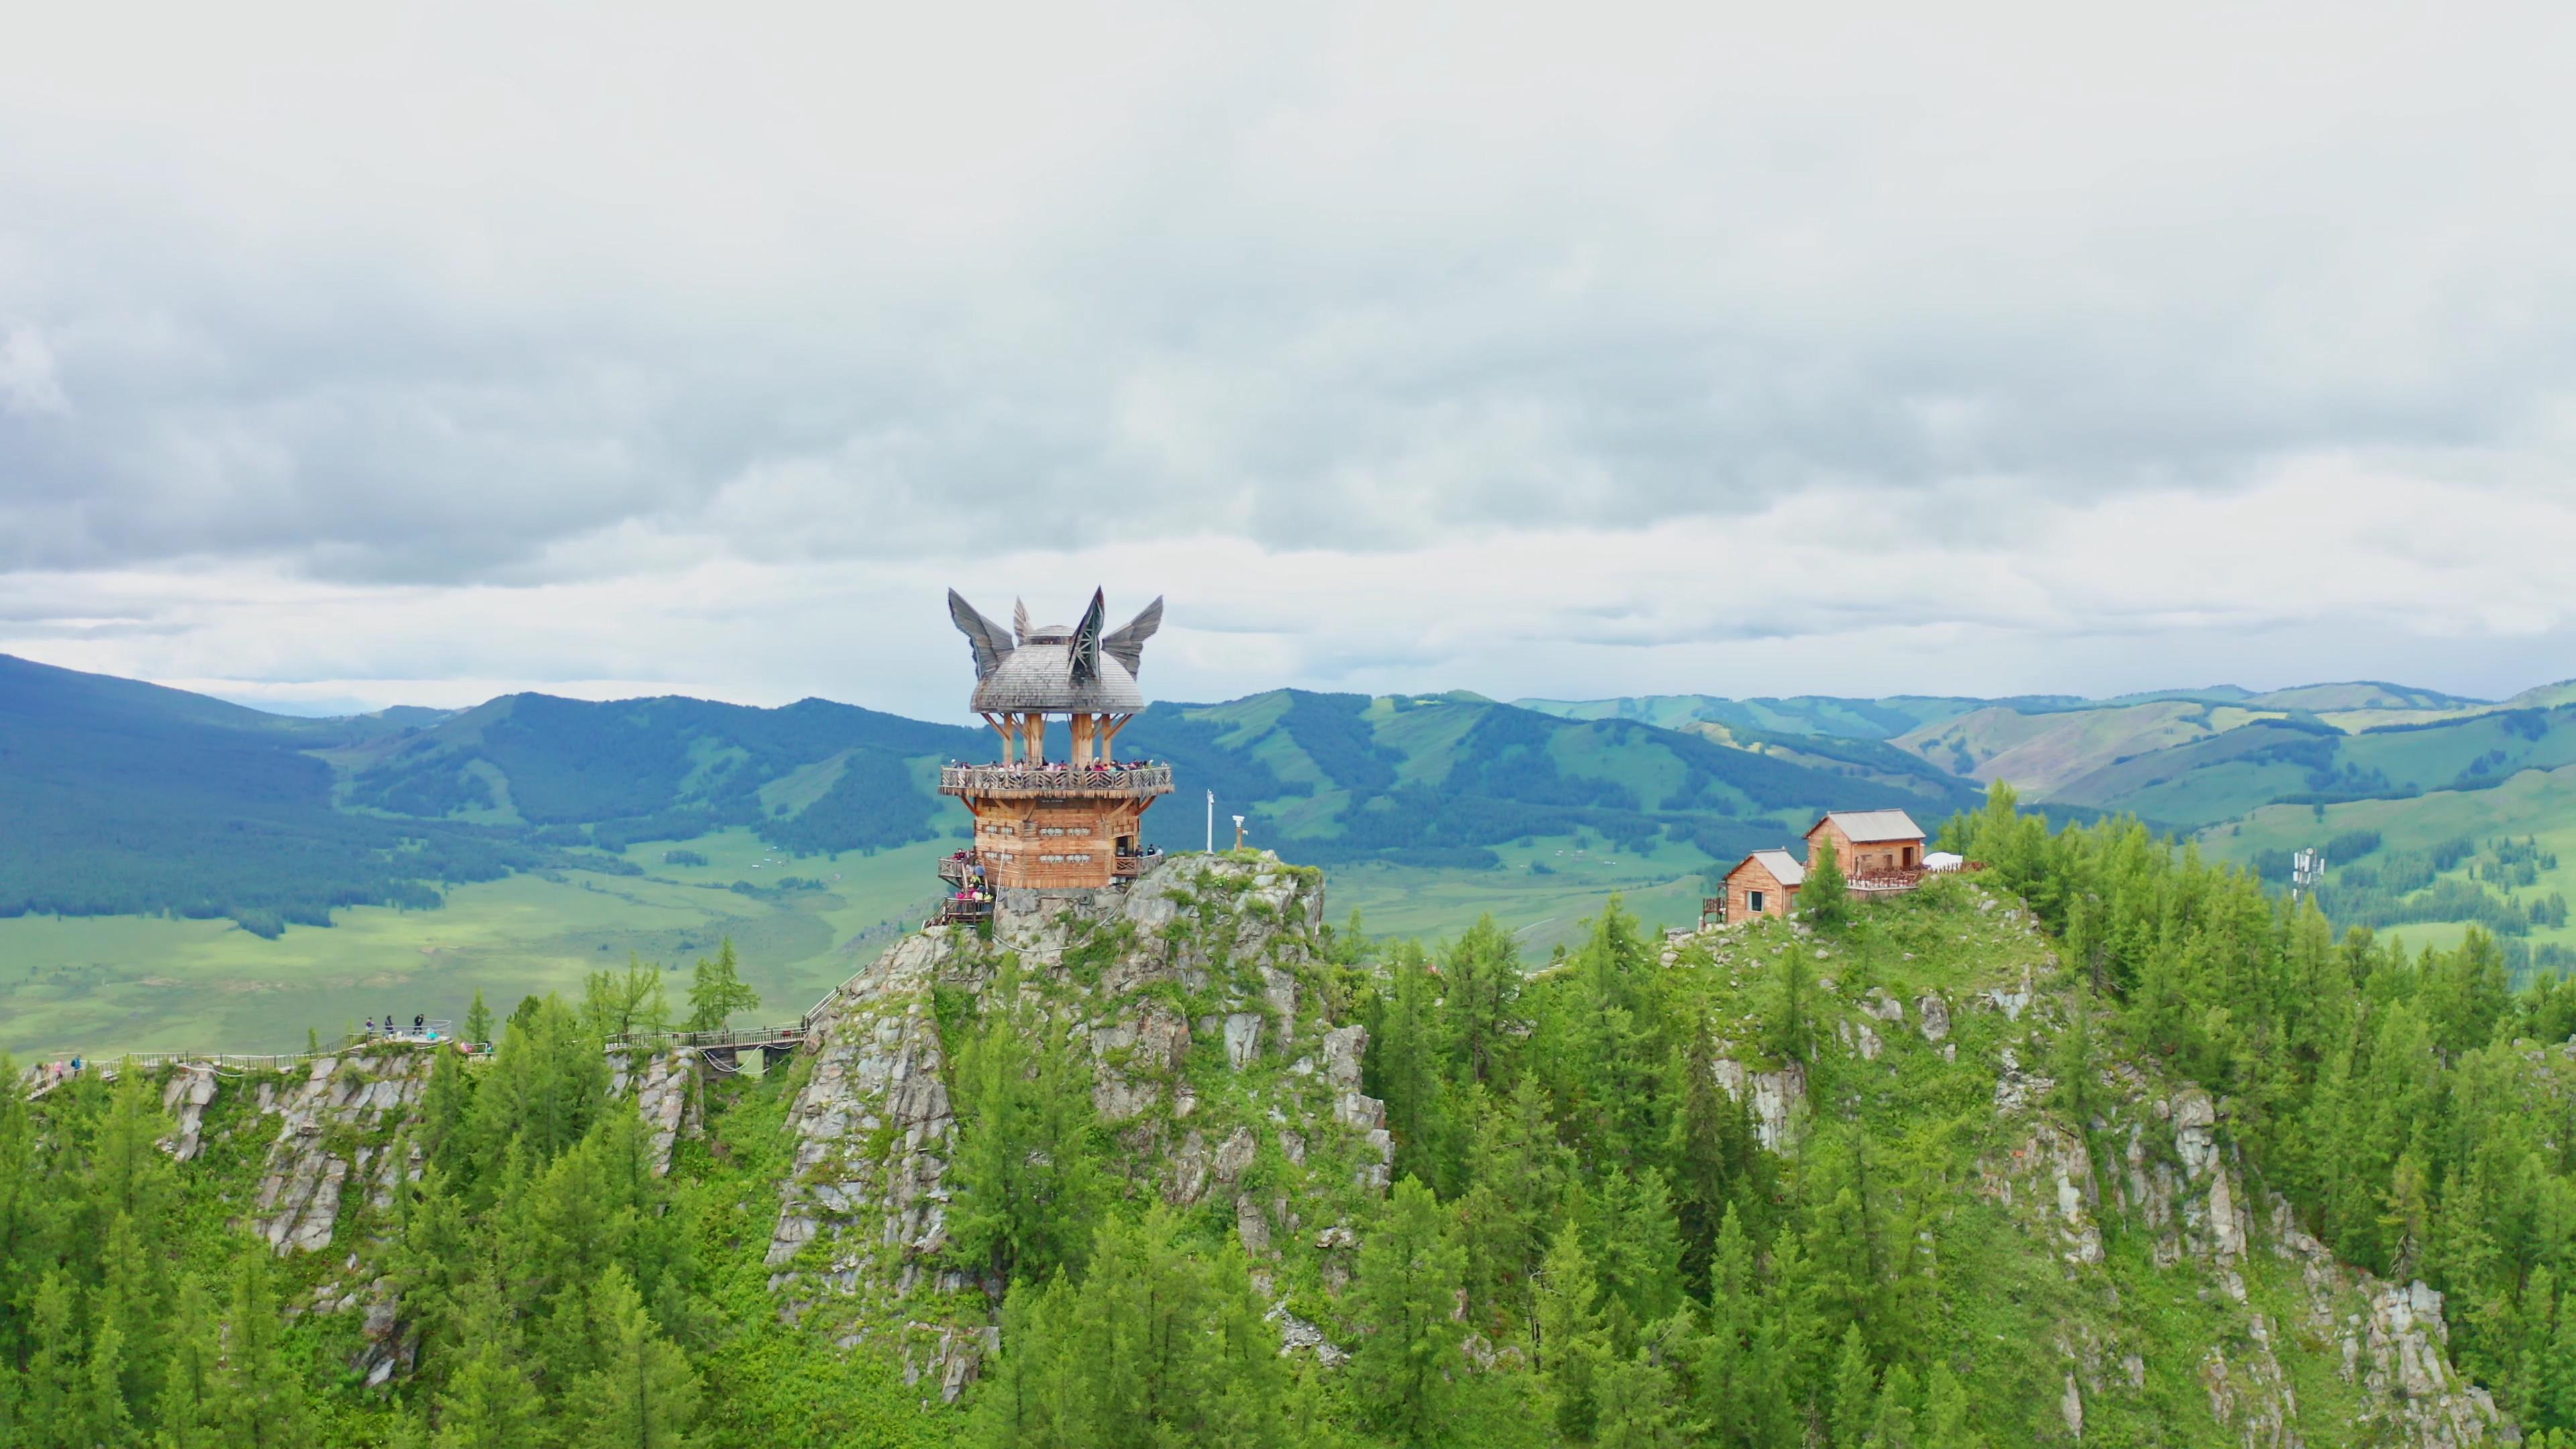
7 795 2576 1446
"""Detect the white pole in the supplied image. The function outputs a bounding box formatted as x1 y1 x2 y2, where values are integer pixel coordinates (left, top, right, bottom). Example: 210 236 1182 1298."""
1206 790 1215 853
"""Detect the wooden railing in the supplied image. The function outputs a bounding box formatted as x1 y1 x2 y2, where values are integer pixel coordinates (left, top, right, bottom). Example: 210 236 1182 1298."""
1112 849 1165 879
938 763 1174 798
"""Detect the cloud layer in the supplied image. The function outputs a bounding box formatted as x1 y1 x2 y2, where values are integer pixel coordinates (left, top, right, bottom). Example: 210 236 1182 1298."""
3 1 2574 715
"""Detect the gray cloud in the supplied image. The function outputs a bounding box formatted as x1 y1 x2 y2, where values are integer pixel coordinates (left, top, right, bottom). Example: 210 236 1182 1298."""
2 1 2573 708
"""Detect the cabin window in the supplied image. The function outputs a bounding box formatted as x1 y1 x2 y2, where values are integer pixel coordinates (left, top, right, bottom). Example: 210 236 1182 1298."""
1748 890 1766 914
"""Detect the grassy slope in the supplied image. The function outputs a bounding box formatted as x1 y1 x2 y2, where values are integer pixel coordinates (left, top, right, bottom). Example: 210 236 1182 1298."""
1892 700 2286 796
2205 763 2576 959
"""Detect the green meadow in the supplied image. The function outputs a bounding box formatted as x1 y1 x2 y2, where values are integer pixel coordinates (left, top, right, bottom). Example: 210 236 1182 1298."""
0 828 953 1058
0 822 1735 1057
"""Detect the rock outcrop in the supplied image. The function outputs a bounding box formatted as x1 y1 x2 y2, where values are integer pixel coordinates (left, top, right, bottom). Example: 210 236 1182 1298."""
250 1051 430 1256
160 1062 219 1161
762 853 1385 1403
608 1046 698 1175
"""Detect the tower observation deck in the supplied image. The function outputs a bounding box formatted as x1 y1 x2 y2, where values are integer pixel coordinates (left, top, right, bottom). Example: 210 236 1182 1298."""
934 588 1174 916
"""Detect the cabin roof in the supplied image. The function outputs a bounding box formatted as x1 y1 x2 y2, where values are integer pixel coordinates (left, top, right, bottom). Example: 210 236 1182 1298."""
1733 849 1807 887
1811 808 1925 844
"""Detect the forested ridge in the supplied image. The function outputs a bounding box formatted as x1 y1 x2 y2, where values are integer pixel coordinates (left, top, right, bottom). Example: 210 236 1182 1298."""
4 801 2576 1444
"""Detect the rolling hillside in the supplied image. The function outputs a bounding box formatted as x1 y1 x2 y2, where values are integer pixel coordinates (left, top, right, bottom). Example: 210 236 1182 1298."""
0 658 1984 937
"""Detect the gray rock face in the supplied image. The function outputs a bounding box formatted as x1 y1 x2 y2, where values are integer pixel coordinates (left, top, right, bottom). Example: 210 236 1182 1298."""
252 1052 430 1256
1711 1055 1807 1150
1980 1018 2507 1444
610 1047 698 1176
1224 1012 1265 1069
160 1063 219 1161
763 852 1373 1405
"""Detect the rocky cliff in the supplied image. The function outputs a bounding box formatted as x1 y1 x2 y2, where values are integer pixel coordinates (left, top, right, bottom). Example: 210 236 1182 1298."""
761 852 1389 1401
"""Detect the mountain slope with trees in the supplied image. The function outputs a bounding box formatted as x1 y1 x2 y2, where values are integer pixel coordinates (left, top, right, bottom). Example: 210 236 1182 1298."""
3 817 2562 1446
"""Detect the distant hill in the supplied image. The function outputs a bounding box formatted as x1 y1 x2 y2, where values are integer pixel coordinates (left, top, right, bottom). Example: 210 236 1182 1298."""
1513 692 2026 740
1124 690 1985 868
333 691 990 852
1890 699 2292 796
2239 680 2491 712
2053 702 2576 829
0 659 1993 936
0 655 575 937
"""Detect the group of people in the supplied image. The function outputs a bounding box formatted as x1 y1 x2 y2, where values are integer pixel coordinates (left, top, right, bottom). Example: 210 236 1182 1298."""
954 757 1156 774
947 851 993 909
364 1013 439 1042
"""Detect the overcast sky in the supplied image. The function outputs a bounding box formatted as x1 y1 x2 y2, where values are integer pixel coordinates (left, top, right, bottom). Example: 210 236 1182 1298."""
3 2 2574 720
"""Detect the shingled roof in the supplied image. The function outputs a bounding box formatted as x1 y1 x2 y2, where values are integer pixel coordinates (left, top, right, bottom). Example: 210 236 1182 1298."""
947 588 1163 714
1737 849 1807 887
1812 808 1925 844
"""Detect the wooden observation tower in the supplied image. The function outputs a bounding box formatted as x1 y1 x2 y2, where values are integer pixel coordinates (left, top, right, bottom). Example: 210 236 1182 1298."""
934 588 1174 918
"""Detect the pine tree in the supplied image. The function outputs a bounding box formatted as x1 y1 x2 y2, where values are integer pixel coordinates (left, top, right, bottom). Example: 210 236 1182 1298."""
568 1268 702 1449
1763 940 1817 1065
1442 914 1523 1086
464 989 493 1047
1589 1169 1685 1333
82 1319 134 1449
584 957 672 1040
1801 837 1850 930
683 939 760 1033
215 1250 311 1449
1923 1360 1980 1448
1828 1324 1876 1449
1669 1012 1762 1287
1694 1205 1757 1446
1374 942 1460 1193
88 1065 170 1226
154 1273 222 1449
1593 1350 1686 1449
1869 1361 1919 1449
945 967 1103 1283
1532 1222 1607 1442
97 1211 162 1414
1349 1178 1468 1445
25 1271 78 1448
433 1286 545 1449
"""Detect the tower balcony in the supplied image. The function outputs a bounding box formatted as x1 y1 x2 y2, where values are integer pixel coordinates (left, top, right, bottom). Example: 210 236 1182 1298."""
939 761 1175 801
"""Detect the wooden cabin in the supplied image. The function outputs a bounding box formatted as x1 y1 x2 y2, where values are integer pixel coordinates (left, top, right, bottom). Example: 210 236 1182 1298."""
1721 849 1807 922
1805 809 1925 877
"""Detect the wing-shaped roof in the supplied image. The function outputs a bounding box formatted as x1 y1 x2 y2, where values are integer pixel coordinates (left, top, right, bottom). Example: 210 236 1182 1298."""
955 589 1161 712
1813 809 1925 843
971 643 1146 712
948 591 1015 681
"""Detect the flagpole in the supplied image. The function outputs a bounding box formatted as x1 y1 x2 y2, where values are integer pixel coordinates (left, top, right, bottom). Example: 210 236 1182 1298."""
1206 790 1215 853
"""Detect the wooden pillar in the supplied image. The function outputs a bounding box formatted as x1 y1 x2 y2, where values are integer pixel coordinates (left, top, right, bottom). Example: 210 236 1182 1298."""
983 713 1012 763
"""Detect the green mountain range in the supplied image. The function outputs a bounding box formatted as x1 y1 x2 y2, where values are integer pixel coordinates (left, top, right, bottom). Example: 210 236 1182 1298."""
0 655 1988 942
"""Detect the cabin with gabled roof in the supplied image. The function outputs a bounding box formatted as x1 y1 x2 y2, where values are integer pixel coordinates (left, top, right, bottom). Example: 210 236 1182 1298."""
1703 807 1952 927
1806 808 1925 877
1721 847 1807 923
